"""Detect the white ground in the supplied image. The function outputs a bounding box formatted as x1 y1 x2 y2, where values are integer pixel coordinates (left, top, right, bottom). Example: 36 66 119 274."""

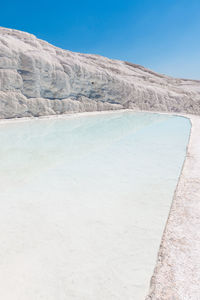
146 114 200 300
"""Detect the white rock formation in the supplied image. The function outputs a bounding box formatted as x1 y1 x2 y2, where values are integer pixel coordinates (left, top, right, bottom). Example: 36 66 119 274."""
0 26 200 119
146 115 200 300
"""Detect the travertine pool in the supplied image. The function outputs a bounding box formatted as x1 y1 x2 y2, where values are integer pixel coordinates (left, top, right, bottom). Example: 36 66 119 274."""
0 111 191 299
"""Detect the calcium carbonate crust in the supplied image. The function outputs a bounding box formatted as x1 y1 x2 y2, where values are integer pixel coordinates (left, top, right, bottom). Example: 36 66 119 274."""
146 114 200 300
0 27 200 119
1 27 200 300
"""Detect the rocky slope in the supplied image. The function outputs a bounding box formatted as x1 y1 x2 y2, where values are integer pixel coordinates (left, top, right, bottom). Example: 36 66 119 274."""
0 26 200 119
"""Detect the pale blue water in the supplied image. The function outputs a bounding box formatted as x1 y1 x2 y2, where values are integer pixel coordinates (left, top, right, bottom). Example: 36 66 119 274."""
0 112 190 300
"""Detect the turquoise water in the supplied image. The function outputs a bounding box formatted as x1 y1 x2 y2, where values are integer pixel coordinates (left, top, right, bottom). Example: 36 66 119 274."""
0 112 190 300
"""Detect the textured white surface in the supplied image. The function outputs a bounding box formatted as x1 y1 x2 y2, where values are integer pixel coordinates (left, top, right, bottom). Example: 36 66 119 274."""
1 26 200 300
0 27 200 119
146 115 200 300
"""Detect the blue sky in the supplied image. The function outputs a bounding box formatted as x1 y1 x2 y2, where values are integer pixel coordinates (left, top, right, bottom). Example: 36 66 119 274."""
1 0 200 79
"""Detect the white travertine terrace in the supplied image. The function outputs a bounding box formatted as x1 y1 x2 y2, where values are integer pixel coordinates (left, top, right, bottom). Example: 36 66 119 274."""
0 26 200 300
146 115 200 300
0 27 200 119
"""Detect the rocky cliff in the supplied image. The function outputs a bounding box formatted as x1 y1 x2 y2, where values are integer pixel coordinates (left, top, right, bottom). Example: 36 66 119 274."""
0 27 200 118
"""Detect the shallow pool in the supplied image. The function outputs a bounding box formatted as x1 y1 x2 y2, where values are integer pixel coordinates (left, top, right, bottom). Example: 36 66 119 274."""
0 111 191 299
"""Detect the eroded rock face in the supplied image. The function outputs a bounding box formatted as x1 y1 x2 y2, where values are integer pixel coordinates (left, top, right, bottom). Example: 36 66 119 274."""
0 27 200 118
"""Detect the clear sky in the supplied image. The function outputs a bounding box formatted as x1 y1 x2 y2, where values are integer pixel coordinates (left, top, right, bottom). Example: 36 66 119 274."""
1 0 200 79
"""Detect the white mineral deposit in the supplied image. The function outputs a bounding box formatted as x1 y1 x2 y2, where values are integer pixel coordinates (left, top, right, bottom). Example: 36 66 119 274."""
0 27 200 300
